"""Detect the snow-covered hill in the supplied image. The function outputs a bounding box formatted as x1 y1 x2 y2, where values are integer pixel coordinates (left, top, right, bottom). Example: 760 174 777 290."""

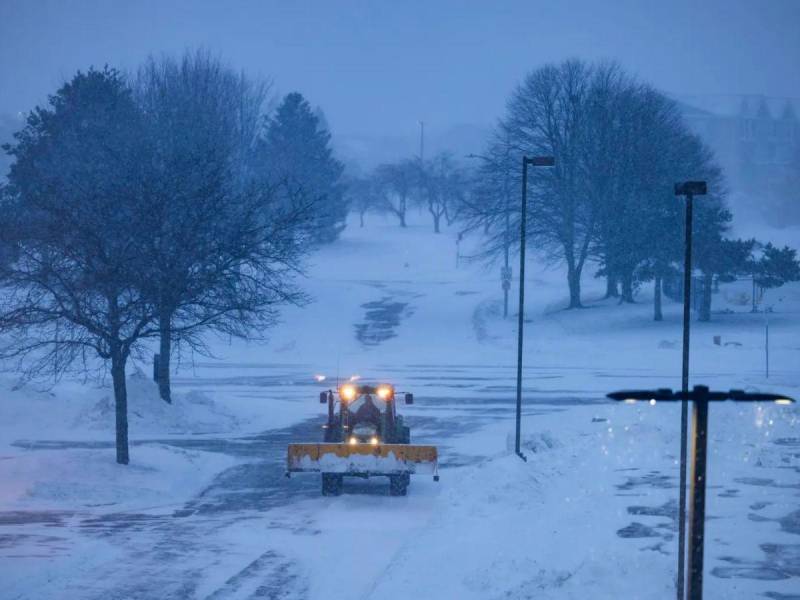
1 211 798 599
199 211 800 395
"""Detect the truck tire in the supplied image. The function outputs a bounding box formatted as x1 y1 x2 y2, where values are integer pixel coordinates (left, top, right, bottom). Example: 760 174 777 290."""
389 474 409 496
322 473 343 496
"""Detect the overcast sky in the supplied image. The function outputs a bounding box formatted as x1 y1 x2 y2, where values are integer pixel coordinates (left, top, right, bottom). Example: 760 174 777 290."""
1 0 799 142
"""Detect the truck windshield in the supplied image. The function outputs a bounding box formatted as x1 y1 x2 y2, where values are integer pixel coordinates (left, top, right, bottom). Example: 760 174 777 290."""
348 394 387 414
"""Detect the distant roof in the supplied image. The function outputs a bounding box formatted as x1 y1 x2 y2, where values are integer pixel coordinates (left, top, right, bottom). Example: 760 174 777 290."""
671 99 714 118
674 94 800 120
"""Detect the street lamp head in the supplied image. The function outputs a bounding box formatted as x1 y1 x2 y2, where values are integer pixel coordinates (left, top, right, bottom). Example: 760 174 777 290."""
608 386 795 404
674 181 707 196
608 388 674 402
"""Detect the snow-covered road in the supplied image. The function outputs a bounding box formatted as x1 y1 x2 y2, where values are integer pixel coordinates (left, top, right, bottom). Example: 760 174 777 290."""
2 361 798 599
0 362 533 598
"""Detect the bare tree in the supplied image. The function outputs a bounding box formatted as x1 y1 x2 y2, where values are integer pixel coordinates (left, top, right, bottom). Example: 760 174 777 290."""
0 68 155 465
136 50 309 402
459 135 516 262
374 160 416 227
476 59 730 315
346 175 380 227
502 60 594 308
586 71 684 304
417 153 466 233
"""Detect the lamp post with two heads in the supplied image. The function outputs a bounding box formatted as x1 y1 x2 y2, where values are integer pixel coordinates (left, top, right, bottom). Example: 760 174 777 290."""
608 385 795 600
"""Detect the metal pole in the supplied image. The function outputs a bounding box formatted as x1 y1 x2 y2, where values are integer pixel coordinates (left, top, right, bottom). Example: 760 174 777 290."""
686 392 709 600
765 315 769 379
677 192 693 600
515 157 529 461
503 141 511 319
419 121 424 163
503 182 511 319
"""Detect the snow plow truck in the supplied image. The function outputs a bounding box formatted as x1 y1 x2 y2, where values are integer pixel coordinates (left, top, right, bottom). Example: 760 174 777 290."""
286 383 439 496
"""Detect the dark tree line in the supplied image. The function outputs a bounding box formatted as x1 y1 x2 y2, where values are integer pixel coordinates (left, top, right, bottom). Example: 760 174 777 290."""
0 52 345 464
347 153 467 233
754 243 800 293
464 59 785 320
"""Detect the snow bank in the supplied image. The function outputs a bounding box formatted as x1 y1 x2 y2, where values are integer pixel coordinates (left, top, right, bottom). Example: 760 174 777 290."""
0 368 244 452
0 443 237 511
75 369 241 435
0 369 242 513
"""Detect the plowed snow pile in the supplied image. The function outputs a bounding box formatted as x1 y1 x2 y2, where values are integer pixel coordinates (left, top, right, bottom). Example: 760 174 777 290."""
76 369 241 435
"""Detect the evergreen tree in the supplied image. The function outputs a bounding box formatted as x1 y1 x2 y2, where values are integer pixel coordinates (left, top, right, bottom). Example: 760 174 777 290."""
671 132 731 322
259 93 346 243
756 243 800 291
694 234 753 321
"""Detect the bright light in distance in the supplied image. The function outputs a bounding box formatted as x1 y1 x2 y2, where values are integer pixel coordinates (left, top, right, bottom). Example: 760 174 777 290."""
623 398 637 404
349 436 358 445
340 385 357 401
314 374 326 382
649 399 657 406
775 398 793 405
370 436 379 445
349 375 361 382
377 386 392 400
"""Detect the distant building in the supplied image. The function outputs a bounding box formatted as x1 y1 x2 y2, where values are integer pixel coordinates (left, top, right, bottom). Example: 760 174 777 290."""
675 94 800 223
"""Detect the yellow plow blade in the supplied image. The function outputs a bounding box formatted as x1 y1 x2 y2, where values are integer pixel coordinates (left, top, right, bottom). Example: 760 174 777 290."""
287 443 438 476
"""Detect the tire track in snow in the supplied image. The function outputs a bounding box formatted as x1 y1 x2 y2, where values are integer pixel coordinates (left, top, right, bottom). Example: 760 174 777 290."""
204 550 307 600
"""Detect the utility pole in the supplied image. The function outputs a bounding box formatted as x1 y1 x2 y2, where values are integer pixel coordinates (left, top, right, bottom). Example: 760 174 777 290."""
674 180 707 600
419 121 425 163
515 156 554 461
765 308 770 379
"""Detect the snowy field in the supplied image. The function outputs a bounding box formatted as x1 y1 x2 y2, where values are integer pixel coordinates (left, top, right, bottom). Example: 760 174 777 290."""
1 212 798 599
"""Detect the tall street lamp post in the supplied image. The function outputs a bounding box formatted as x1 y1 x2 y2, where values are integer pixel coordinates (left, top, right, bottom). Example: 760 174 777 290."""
515 155 555 460
673 180 707 599
608 386 795 600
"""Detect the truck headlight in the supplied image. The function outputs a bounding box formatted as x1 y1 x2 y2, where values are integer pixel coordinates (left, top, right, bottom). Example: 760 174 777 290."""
370 436 379 445
340 385 357 401
348 436 358 445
